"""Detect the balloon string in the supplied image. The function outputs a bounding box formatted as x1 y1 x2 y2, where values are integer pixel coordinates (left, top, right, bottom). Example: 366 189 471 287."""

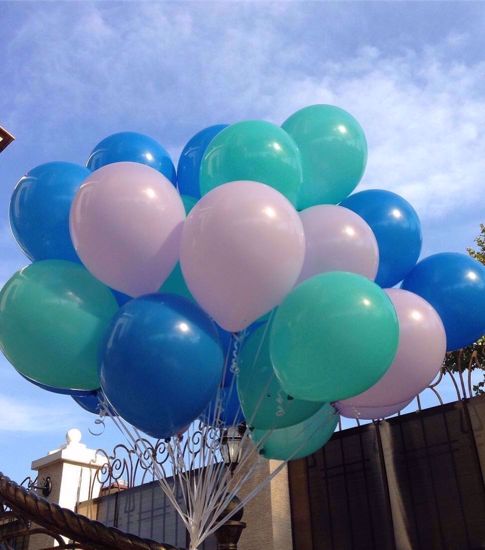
201 406 338 542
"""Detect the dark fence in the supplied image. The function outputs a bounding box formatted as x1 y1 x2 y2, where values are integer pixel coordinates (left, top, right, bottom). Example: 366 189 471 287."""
94 481 217 550
288 395 485 550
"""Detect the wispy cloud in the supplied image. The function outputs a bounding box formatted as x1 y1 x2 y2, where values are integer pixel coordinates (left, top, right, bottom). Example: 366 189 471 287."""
0 223 26 288
1 3 483 259
0 393 79 433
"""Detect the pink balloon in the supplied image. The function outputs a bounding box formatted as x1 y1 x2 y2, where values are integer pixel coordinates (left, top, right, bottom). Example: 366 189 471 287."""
298 205 378 283
70 162 185 297
180 181 305 332
337 288 446 412
337 398 412 420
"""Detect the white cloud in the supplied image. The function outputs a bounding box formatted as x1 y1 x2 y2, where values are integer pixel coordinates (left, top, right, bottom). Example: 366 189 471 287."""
0 393 79 433
0 223 26 288
1 2 484 257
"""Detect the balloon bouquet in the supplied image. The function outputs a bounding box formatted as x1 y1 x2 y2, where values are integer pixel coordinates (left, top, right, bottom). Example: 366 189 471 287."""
1 105 485 549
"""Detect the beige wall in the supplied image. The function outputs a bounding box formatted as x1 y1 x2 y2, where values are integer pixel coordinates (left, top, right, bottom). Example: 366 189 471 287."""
238 457 293 550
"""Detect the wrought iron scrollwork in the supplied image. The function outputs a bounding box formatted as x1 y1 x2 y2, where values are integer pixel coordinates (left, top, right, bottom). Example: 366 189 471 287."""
337 351 484 430
90 420 228 499
20 476 52 498
91 438 171 497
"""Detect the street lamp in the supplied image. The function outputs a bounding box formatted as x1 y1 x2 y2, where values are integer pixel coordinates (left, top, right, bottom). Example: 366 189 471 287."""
0 127 15 153
220 424 246 473
214 495 246 550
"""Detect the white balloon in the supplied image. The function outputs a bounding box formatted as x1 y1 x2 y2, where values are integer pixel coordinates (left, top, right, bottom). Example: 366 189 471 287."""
180 181 305 332
298 205 378 283
337 399 413 420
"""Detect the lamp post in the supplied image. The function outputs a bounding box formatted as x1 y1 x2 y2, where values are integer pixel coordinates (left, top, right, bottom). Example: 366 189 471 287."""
0 127 15 153
216 424 247 550
220 425 246 474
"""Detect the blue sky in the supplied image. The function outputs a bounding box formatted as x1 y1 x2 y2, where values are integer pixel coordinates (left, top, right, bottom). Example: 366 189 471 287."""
1 1 485 482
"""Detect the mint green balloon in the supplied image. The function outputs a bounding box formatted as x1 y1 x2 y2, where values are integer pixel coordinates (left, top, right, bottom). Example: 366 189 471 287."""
282 104 367 209
0 260 118 390
238 326 322 429
252 403 338 460
270 271 399 402
182 194 197 214
159 262 193 302
199 120 303 206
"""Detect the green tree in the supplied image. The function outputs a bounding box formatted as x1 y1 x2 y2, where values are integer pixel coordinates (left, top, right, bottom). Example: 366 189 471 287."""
443 224 485 395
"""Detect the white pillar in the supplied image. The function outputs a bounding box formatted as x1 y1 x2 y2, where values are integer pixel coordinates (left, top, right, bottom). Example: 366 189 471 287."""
29 428 107 548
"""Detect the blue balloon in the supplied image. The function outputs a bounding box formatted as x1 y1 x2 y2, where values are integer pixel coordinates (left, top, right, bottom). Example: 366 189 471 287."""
402 253 485 351
110 289 132 307
201 385 245 427
72 393 103 415
100 294 224 439
10 162 90 262
177 125 228 198
341 189 422 287
216 327 238 386
221 366 236 389
86 132 176 183
72 392 118 416
20 373 96 397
